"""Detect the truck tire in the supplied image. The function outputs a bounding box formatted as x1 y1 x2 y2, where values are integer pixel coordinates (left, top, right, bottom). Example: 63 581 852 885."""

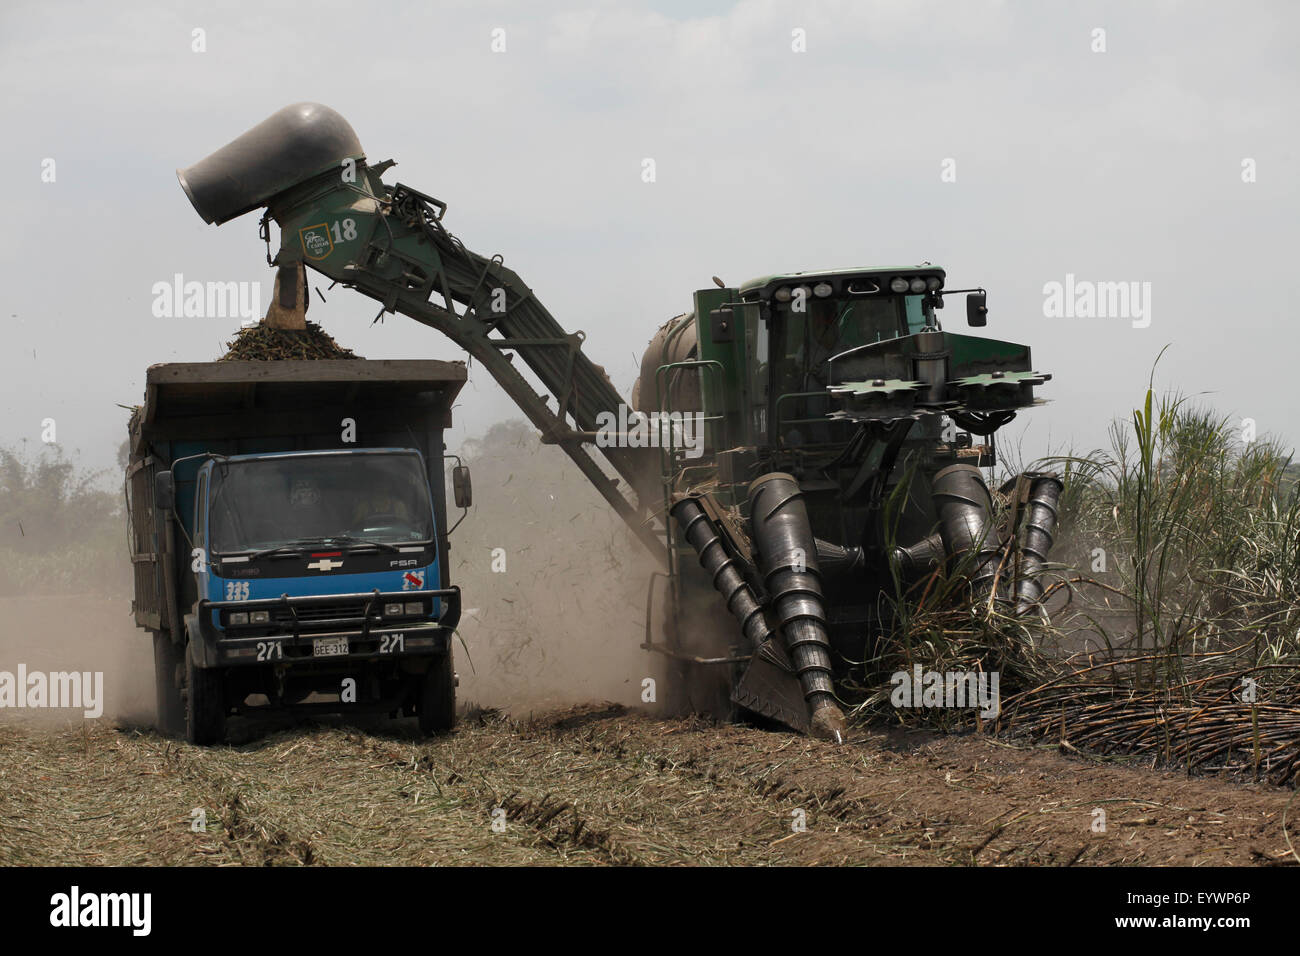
417 650 455 736
184 641 226 746
152 632 185 738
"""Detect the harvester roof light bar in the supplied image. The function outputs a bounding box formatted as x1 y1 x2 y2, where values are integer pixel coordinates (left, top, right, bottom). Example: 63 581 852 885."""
889 277 910 293
909 277 927 293
813 282 833 298
774 287 792 302
926 276 943 291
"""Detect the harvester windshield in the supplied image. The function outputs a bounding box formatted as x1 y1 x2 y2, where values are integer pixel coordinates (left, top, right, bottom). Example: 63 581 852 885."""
208 452 434 554
774 294 926 441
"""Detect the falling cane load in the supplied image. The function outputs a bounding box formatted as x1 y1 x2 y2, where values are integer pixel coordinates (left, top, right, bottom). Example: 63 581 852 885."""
218 260 361 360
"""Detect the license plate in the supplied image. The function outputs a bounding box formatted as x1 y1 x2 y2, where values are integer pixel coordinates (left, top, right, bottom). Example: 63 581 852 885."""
312 636 349 658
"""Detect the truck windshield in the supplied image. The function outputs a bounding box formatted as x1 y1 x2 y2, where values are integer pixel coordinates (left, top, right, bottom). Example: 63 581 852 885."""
208 453 434 554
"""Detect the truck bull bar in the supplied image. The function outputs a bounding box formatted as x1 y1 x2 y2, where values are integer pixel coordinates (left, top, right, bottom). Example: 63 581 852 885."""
200 586 461 637
190 587 459 667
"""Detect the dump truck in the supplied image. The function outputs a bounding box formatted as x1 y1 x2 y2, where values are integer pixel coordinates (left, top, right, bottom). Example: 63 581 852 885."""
174 103 1060 740
126 359 469 744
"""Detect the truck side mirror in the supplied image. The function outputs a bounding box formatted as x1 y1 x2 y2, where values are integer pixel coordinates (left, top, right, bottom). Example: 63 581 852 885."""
967 291 988 327
452 465 472 509
154 471 175 511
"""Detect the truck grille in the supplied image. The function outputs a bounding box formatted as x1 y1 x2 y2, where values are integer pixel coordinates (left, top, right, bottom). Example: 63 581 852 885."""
270 601 373 628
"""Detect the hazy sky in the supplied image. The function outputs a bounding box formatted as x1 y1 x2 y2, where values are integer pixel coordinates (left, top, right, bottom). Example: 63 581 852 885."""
2 0 1296 476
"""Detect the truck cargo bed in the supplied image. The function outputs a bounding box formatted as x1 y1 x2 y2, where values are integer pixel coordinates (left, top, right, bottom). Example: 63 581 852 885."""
127 359 466 635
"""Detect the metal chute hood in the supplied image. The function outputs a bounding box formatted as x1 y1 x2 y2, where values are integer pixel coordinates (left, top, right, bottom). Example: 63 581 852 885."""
177 102 365 225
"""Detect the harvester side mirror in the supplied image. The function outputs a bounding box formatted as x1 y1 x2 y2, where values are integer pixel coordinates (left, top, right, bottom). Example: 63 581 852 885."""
452 465 473 509
966 291 988 327
154 471 175 512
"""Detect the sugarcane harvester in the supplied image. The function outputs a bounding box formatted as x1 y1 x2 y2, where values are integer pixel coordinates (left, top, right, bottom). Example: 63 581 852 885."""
177 103 1063 741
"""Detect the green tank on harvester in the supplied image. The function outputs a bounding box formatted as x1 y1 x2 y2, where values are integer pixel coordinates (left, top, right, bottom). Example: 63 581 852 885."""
176 103 1062 741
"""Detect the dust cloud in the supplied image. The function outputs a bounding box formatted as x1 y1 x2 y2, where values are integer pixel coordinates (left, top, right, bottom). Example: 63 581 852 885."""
450 420 663 714
0 420 665 734
0 595 155 729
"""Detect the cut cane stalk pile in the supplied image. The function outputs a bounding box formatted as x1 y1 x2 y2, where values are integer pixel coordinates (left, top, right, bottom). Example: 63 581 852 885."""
219 320 360 361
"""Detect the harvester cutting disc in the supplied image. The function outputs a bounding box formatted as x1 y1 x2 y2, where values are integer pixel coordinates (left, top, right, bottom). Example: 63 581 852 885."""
827 377 926 423
951 370 1051 412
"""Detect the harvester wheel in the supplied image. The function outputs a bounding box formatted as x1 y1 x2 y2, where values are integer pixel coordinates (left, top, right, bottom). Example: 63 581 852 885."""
152 632 185 738
418 649 456 735
184 641 226 746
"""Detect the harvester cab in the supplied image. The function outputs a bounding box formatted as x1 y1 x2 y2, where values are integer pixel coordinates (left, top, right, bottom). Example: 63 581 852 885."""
176 103 1063 741
633 268 1058 737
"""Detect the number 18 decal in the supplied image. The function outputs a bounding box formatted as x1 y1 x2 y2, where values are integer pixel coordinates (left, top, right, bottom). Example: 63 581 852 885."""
330 218 357 242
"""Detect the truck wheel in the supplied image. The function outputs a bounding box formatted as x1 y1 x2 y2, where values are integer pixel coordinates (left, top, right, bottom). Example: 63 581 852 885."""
184 641 226 746
417 650 456 736
152 632 185 737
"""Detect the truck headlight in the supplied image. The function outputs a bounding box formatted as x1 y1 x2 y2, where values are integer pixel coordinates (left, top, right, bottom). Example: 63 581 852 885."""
250 610 270 624
384 603 404 616
229 612 249 625
404 601 425 615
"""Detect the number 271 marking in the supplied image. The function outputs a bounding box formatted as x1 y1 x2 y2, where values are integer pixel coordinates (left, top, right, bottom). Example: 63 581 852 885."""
380 633 405 654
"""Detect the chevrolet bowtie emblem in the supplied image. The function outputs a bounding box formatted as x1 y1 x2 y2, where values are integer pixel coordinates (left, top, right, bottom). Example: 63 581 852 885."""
308 558 344 571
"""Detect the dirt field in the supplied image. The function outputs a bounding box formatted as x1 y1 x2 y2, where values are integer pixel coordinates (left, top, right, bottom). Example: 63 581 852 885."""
2 701 1297 866
1 592 1298 867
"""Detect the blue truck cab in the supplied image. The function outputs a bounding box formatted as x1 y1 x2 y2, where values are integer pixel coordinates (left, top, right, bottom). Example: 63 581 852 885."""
193 447 456 660
126 359 469 744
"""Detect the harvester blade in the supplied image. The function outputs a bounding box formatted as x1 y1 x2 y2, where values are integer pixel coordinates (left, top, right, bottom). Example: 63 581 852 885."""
731 637 811 735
